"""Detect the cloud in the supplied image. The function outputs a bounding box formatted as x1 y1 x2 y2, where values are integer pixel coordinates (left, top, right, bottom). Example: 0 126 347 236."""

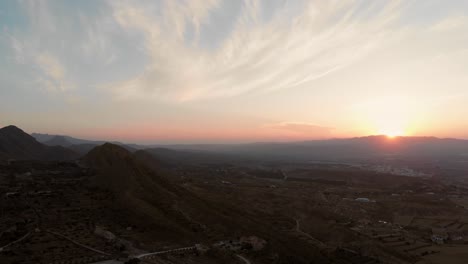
107 0 403 102
18 0 57 34
8 34 71 92
34 53 69 92
5 0 111 94
431 15 468 32
267 122 333 138
9 36 26 64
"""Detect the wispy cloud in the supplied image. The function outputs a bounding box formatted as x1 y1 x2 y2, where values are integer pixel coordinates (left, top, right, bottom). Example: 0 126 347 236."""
107 0 403 101
10 35 25 64
5 0 120 95
431 15 468 31
8 34 71 92
34 53 69 92
3 0 468 140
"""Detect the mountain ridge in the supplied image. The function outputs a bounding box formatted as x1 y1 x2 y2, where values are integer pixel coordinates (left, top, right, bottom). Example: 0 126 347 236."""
0 125 78 160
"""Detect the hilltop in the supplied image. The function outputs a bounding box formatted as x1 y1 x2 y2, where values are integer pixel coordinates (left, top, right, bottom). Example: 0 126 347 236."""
0 125 78 160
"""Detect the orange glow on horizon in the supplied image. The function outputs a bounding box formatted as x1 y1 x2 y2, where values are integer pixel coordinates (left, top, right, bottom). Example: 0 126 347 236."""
378 126 405 138
38 122 468 144
352 95 421 139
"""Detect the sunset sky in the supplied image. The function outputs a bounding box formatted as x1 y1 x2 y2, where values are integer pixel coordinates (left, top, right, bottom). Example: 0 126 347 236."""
1 0 468 143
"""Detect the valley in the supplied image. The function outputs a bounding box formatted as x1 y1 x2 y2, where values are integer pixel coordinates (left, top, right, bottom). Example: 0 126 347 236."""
1 126 468 263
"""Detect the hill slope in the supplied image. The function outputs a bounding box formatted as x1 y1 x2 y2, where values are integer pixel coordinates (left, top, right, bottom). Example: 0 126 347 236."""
83 143 219 241
82 144 332 262
0 125 78 160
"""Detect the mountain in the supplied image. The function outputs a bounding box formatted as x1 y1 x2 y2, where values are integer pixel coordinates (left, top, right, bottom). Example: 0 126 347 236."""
83 143 270 243
0 125 79 160
83 143 146 191
43 135 73 147
32 133 100 145
83 143 219 241
33 133 141 154
82 144 329 262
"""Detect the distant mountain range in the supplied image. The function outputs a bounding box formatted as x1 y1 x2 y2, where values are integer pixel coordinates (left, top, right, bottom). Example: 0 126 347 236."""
32 133 142 155
0 126 78 160
3 125 468 163
43 135 73 147
33 133 113 146
152 135 468 162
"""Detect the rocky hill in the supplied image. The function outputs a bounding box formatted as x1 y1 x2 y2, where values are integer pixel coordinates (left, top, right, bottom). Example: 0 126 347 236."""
83 143 222 242
82 143 332 263
0 125 78 160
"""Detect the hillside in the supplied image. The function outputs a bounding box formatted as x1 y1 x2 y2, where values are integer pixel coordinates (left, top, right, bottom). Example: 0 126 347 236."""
82 144 333 262
0 125 78 160
83 144 250 231
83 143 219 242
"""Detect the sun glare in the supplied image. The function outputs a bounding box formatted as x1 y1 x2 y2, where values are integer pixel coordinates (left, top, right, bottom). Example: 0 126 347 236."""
379 127 405 138
354 96 417 139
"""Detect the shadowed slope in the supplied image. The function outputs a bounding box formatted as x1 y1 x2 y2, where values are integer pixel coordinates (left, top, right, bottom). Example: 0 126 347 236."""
83 143 332 263
83 143 218 242
0 125 78 160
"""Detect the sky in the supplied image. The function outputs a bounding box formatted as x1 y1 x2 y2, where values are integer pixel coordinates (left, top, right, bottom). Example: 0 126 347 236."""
1 0 468 144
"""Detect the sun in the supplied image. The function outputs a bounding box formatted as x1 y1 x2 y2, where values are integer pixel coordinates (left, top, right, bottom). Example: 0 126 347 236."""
378 127 405 138
354 96 417 139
